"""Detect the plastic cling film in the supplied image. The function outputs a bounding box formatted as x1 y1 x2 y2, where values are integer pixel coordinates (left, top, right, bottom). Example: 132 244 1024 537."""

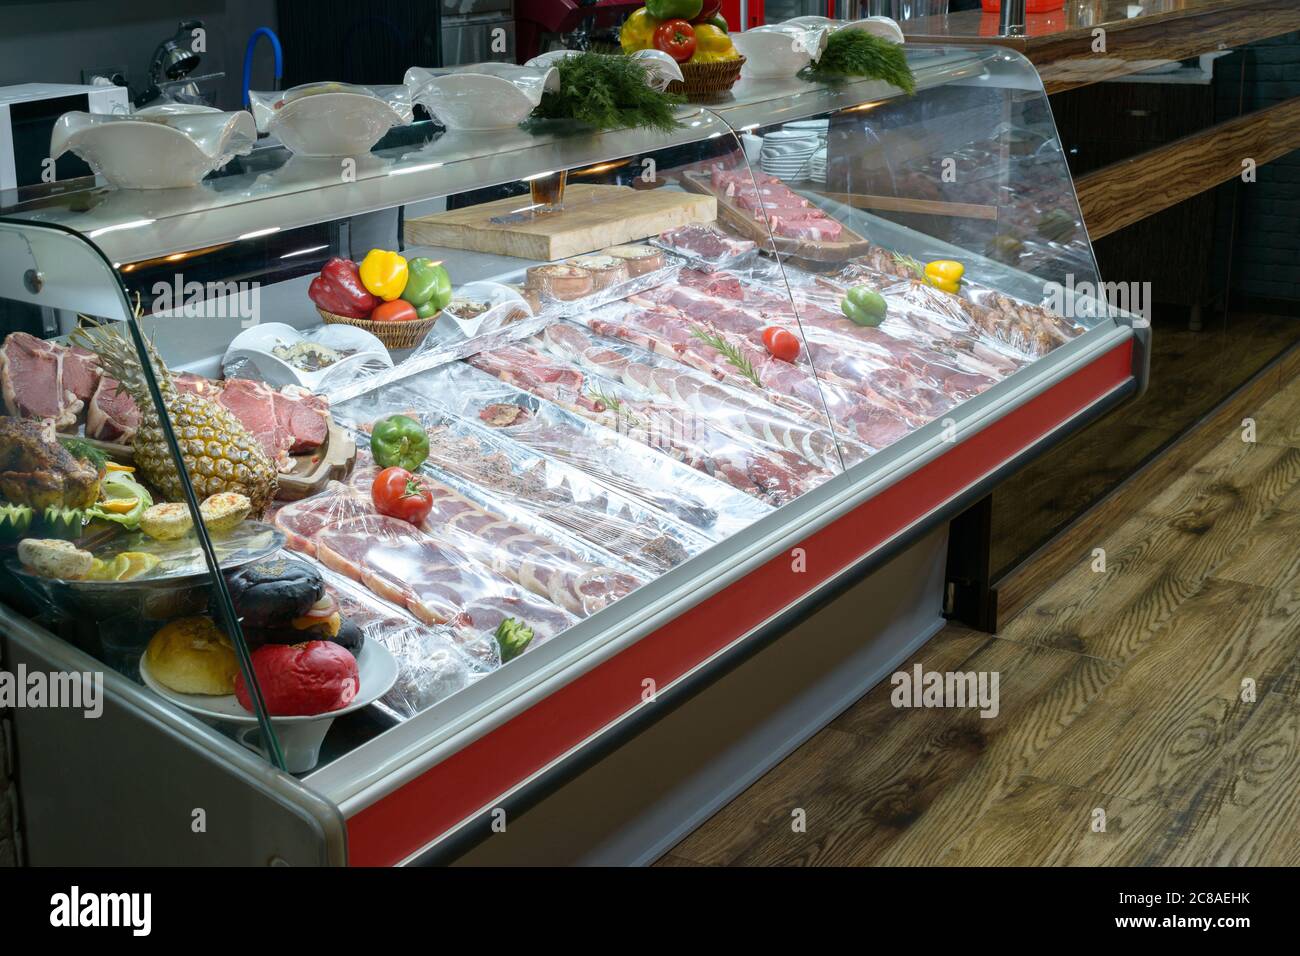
535 319 863 471
309 558 494 719
466 337 837 507
344 447 646 617
271 481 578 655
402 362 775 539
333 388 712 575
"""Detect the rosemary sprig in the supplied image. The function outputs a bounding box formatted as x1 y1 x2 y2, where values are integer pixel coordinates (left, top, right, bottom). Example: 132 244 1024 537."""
690 326 763 389
587 385 644 428
891 251 927 280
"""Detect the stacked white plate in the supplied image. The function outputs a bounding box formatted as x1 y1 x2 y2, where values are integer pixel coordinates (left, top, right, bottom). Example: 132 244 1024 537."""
759 120 828 183
809 147 828 184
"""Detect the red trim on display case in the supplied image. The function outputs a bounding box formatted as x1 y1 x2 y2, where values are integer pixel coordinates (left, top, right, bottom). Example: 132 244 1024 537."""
346 339 1135 866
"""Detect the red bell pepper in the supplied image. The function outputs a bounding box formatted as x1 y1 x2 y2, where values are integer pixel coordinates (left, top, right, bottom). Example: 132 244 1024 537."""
308 257 379 319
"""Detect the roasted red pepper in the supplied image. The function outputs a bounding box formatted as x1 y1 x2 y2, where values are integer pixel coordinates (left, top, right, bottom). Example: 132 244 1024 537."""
308 257 379 319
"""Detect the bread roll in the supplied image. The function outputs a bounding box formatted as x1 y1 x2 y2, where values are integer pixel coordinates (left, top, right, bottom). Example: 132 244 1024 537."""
145 616 239 695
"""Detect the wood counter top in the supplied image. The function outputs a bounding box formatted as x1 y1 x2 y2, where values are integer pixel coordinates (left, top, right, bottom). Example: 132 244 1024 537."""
903 0 1300 94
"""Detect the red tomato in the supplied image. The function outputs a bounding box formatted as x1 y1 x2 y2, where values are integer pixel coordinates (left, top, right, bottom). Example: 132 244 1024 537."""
370 299 418 322
371 466 433 524
762 326 800 362
654 19 697 63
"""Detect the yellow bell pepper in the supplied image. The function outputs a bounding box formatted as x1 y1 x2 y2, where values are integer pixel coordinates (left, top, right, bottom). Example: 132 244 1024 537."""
359 249 409 302
924 259 964 294
620 8 660 54
691 23 738 63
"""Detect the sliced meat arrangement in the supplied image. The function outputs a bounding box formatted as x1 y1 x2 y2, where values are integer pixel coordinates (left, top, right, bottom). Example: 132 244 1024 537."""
468 340 834 507
830 250 1083 357
87 376 141 442
646 280 1001 413
345 457 644 616
112 373 331 470
409 420 696 575
585 296 916 451
707 165 844 242
273 482 579 646
540 321 863 470
0 332 102 429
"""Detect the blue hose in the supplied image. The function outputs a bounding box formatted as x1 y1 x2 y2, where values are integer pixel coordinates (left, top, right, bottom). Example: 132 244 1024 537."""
242 27 283 108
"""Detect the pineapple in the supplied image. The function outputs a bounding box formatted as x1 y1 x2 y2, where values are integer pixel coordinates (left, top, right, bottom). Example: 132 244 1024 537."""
72 322 278 513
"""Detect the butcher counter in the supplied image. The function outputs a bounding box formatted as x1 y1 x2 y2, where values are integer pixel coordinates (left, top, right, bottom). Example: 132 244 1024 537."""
0 44 1146 865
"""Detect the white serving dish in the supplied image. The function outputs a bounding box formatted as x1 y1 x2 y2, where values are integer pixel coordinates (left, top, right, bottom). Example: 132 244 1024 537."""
50 104 255 189
405 63 558 131
733 23 830 79
141 639 398 773
431 280 533 341
249 82 413 157
222 321 393 391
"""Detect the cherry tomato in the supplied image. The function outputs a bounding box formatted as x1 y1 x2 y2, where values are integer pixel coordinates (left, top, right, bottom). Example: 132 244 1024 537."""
370 299 419 322
371 466 433 524
654 19 697 63
762 326 801 363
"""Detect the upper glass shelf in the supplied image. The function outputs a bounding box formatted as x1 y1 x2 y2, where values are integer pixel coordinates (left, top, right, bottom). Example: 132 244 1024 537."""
0 46 1003 266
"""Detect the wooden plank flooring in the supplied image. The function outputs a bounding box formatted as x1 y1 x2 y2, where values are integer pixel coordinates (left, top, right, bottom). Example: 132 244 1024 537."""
660 366 1300 867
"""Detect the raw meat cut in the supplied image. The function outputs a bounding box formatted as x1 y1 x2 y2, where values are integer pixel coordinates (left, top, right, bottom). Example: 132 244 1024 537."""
277 482 578 648
656 224 756 264
86 375 140 442
92 372 330 469
0 332 101 429
469 341 833 507
346 455 644 616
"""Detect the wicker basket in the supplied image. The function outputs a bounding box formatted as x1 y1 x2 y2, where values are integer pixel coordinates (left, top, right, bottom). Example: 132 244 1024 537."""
666 56 746 103
316 307 438 350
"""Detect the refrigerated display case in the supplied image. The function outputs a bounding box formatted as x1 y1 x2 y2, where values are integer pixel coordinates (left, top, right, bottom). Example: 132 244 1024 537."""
0 43 1145 865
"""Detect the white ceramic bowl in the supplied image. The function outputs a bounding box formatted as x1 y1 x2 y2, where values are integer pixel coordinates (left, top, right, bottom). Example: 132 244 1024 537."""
249 83 413 157
222 321 393 391
405 63 558 131
50 104 255 189
141 639 398 773
733 24 829 79
431 280 533 341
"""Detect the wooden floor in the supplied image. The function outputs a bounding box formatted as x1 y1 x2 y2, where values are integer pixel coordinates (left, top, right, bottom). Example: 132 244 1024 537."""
658 365 1300 867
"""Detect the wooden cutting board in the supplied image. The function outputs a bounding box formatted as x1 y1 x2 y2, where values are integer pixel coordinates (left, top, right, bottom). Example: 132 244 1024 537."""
680 170 872 263
404 184 717 261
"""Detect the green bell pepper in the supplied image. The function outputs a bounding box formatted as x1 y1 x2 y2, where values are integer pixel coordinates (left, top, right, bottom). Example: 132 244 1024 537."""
401 258 452 314
841 286 888 327
646 0 702 22
370 414 430 472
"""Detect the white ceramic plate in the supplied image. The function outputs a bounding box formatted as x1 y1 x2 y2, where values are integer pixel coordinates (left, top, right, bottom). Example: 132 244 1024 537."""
141 639 397 772
222 322 393 390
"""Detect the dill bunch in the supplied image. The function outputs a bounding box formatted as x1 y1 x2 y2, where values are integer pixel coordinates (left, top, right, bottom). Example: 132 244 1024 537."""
530 52 685 133
802 31 916 94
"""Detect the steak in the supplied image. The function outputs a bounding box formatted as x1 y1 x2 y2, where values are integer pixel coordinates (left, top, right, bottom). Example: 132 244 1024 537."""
86 375 140 442
0 332 101 429
218 378 329 469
